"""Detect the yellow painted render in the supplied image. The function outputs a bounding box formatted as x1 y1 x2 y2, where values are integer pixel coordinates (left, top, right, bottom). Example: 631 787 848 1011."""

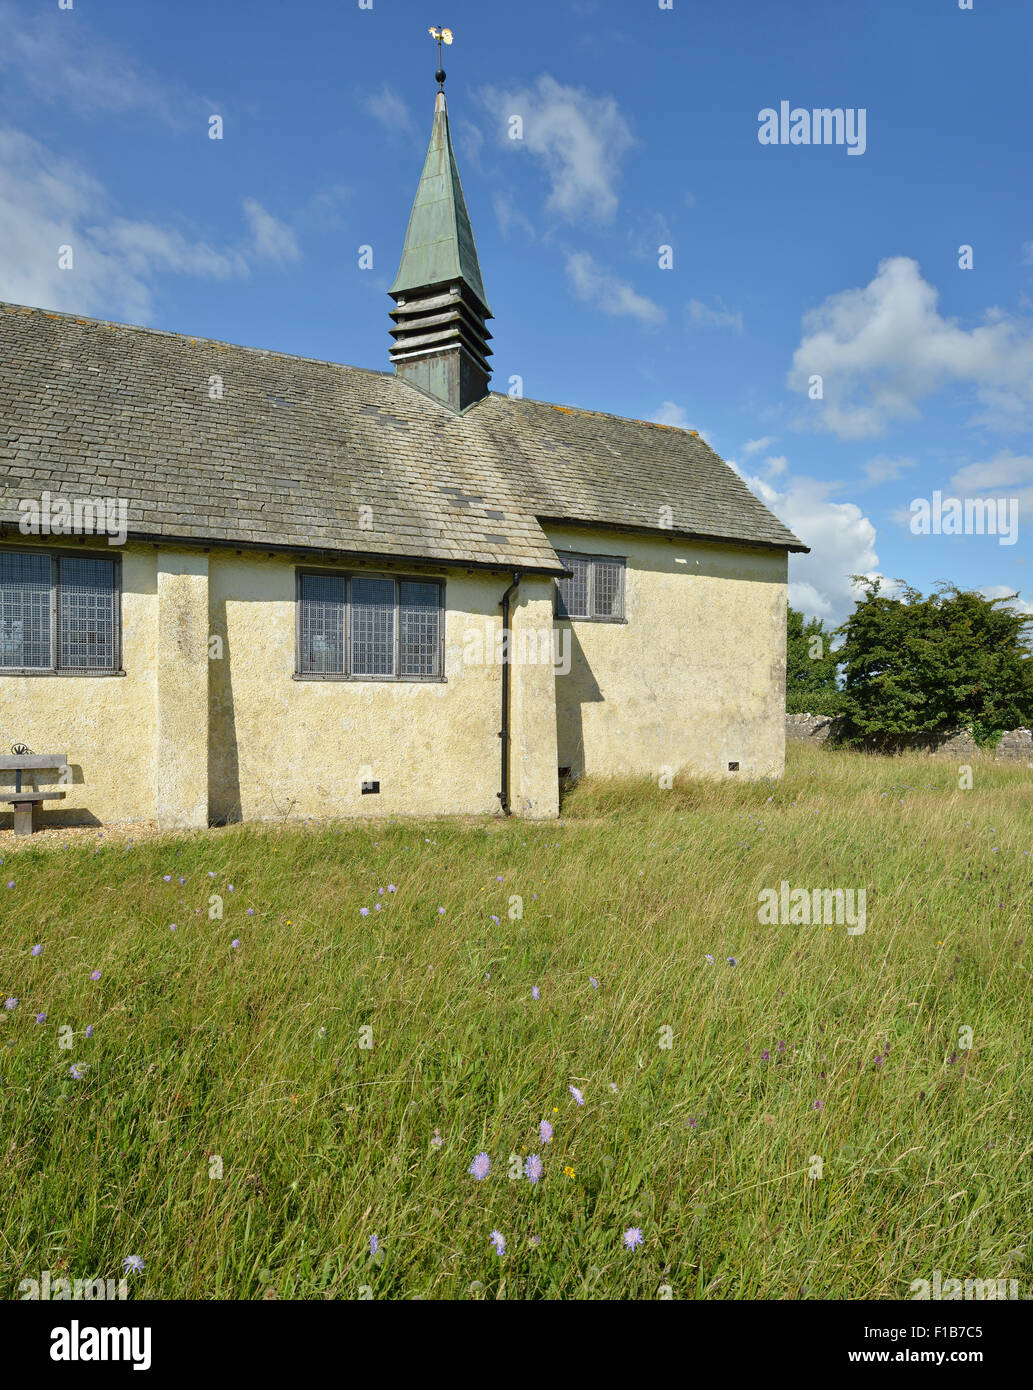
156 551 209 831
208 551 523 822
546 524 787 782
1 524 789 829
0 542 158 825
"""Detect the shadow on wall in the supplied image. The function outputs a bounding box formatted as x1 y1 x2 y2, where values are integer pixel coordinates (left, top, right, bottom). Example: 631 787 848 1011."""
208 593 242 824
554 621 603 781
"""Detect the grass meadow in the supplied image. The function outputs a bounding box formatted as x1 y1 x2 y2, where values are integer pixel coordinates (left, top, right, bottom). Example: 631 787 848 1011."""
0 742 1031 1300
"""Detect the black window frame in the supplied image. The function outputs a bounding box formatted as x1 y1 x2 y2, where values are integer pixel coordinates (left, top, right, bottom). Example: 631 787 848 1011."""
554 551 627 623
295 568 446 682
0 546 123 677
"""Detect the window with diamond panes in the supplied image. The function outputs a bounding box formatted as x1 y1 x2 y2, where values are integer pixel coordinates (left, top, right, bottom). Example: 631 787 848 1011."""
554 552 625 621
297 571 443 680
0 550 119 673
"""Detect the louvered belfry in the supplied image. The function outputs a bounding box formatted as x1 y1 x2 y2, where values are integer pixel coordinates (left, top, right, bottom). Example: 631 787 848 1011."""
389 90 492 413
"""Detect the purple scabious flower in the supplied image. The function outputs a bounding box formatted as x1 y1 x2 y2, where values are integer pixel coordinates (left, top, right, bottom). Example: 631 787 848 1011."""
761 1049 770 1061
531 986 539 1001
162 875 171 882
704 955 714 964
34 1012 46 1024
4 998 17 1010
539 1120 553 1145
369 1234 379 1257
490 1229 506 1257
169 923 177 932
490 915 500 925
623 1227 644 1250
437 907 445 915
726 958 737 968
569 1086 584 1106
85 1025 94 1039
231 939 241 949
589 977 599 989
122 1255 144 1275
89 970 101 981
387 885 396 893
468 1152 491 1180
69 1063 88 1080
524 1154 543 1184
359 907 370 917
247 908 255 916
31 944 43 957
812 1099 824 1111
6 881 14 889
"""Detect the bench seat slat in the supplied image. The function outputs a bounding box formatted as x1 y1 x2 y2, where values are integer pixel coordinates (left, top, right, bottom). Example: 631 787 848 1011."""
0 792 68 803
0 755 68 771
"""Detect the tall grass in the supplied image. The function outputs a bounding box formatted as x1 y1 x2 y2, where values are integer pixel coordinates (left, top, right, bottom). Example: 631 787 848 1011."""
1 743 1031 1299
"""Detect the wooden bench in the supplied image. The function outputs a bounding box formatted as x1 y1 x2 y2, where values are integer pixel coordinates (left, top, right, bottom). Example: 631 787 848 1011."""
0 754 68 835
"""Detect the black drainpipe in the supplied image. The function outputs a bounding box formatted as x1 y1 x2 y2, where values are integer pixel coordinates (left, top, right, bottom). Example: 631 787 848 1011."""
498 571 521 815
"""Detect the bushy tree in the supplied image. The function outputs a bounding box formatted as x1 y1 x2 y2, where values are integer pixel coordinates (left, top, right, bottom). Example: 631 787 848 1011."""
786 606 842 714
834 579 1033 746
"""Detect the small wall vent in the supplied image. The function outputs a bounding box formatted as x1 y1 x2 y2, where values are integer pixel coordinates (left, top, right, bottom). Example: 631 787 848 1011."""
361 781 380 795
727 762 740 772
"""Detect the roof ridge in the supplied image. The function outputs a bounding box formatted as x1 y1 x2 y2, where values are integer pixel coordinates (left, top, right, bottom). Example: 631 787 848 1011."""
0 300 394 381
489 387 704 438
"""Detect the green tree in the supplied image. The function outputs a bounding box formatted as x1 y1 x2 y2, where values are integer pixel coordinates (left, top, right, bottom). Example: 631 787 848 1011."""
786 606 841 714
834 579 1033 746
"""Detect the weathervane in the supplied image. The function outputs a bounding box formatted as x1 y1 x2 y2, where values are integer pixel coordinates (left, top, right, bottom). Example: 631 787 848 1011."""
428 25 453 90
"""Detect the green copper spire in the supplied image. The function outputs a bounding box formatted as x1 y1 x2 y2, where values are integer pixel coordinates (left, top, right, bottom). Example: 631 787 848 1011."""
389 89 493 413
389 91 490 315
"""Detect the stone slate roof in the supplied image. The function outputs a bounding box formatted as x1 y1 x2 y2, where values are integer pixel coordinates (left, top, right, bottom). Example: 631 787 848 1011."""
0 302 806 570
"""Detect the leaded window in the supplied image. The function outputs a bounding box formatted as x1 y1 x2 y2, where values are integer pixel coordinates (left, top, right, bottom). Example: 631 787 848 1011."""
0 549 120 673
555 552 626 621
297 571 444 679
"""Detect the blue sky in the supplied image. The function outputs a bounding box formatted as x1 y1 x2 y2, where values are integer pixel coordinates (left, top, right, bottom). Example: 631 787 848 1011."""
1 0 1031 624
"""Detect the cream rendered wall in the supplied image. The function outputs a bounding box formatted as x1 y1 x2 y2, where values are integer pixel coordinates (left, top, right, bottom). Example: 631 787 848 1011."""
208 551 522 822
547 524 788 782
156 550 209 831
507 575 559 818
0 542 158 825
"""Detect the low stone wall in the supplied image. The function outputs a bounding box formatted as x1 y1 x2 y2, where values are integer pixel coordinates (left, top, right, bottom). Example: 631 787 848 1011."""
786 713 1033 765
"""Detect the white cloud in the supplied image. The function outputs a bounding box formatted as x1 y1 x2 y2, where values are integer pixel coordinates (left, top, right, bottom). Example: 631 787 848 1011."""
743 436 776 456
242 199 301 264
0 0 211 127
362 84 413 135
977 584 1033 616
493 193 536 241
652 402 690 428
732 459 880 624
687 298 743 332
764 455 788 477
0 128 298 323
566 252 664 327
862 455 917 485
789 256 1033 438
481 75 633 223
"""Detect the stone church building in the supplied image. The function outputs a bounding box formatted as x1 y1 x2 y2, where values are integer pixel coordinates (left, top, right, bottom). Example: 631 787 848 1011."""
0 83 805 829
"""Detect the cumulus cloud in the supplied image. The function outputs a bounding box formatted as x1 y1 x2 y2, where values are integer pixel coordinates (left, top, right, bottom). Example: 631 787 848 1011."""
242 199 301 264
788 256 1033 438
743 436 776 456
0 0 213 127
687 298 743 332
566 251 664 327
481 74 634 223
731 459 880 624
977 584 1033 616
362 84 413 135
0 129 299 322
